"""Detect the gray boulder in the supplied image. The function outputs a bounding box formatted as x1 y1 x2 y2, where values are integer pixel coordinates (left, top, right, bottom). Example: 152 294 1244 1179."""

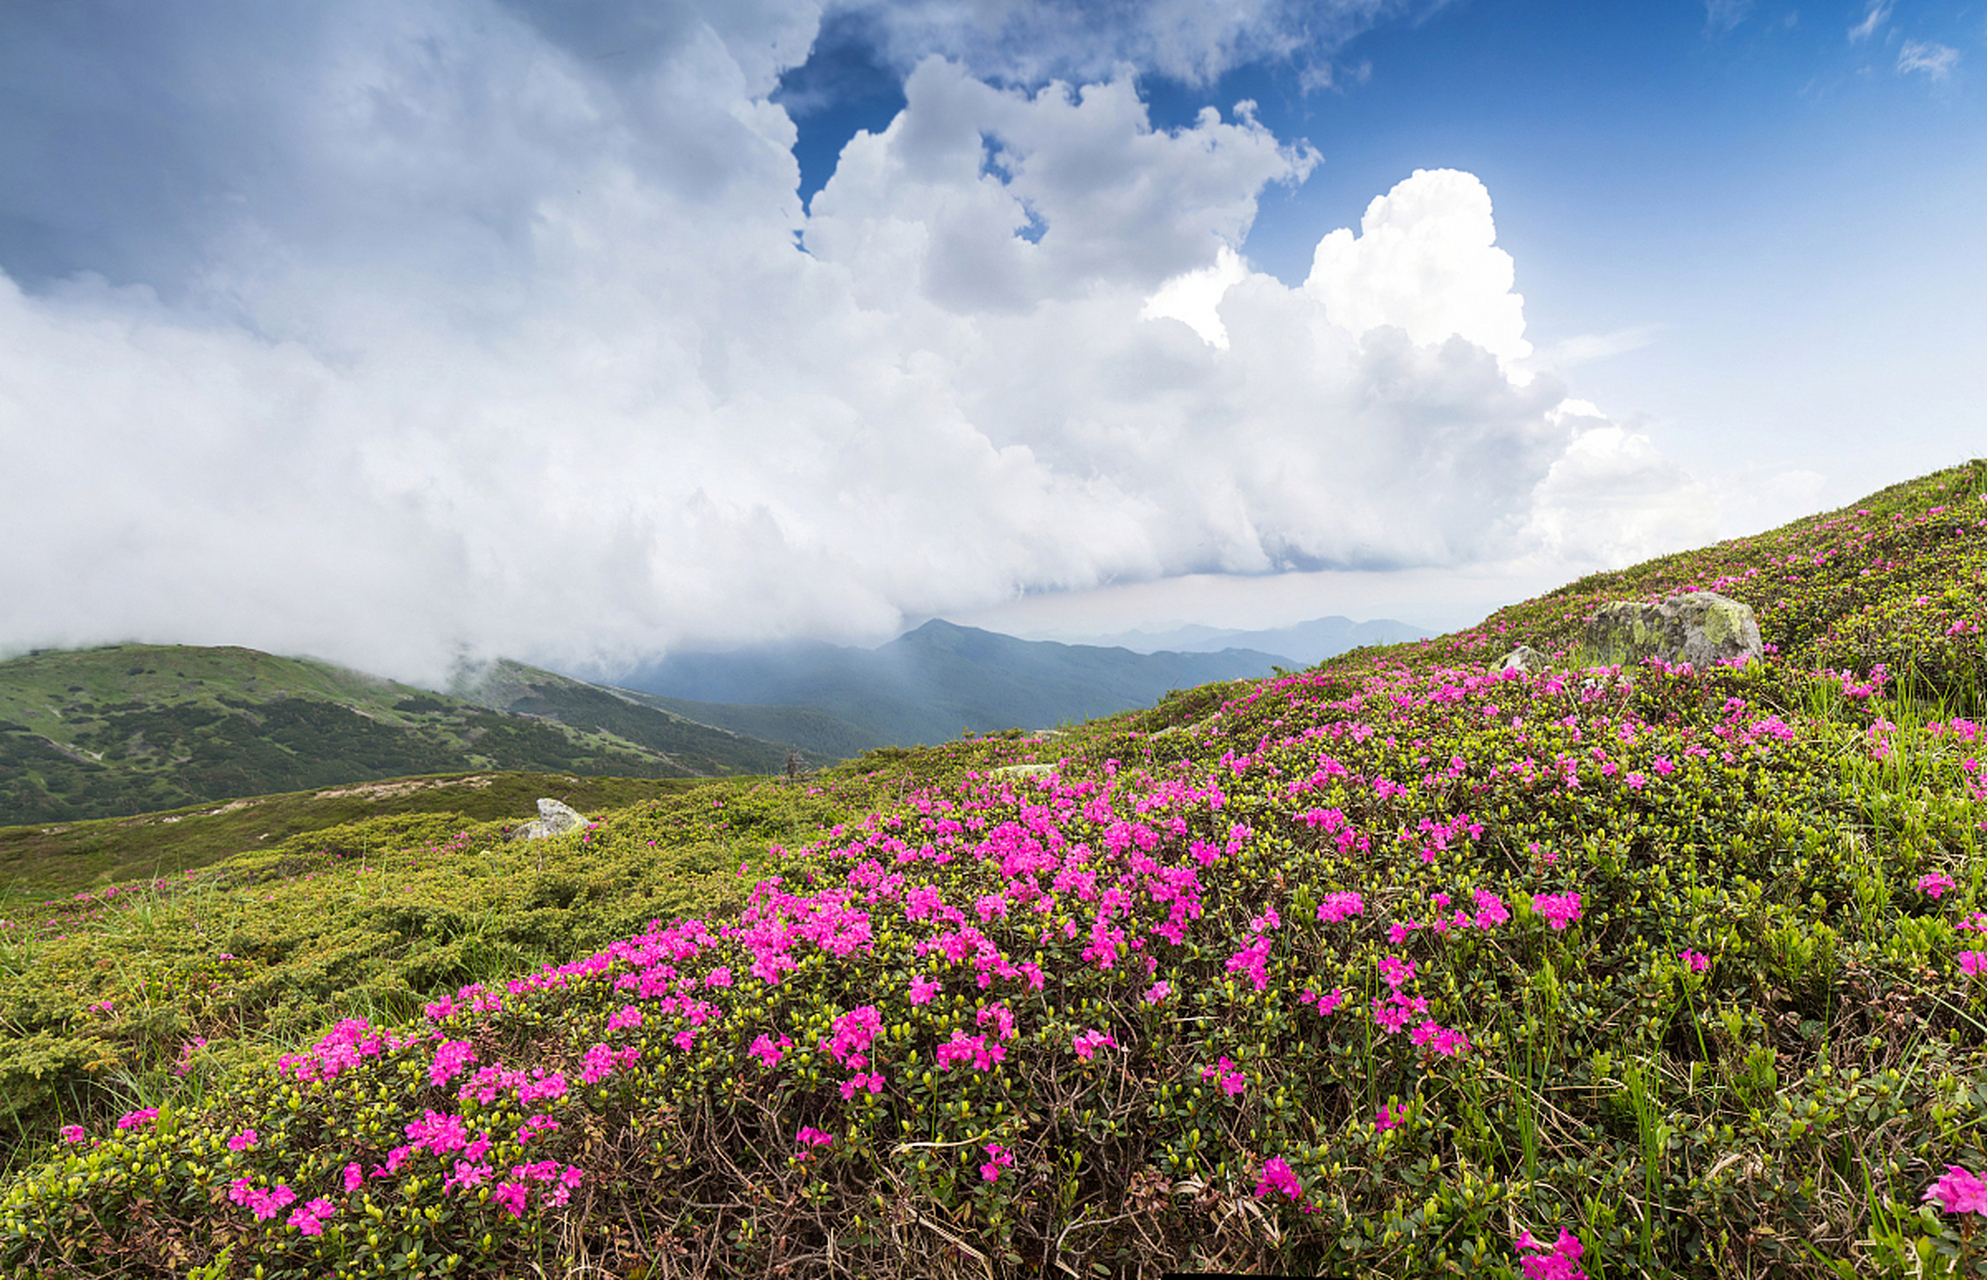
509 797 589 841
1496 644 1549 674
1583 591 1763 670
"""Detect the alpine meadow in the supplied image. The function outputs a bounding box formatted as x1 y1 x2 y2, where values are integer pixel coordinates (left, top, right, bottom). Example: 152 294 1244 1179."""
0 457 1983 1279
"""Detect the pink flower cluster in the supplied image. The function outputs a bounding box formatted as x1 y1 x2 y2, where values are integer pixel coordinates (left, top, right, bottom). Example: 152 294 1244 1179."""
749 1033 794 1067
115 1108 158 1131
492 1161 584 1216
793 1126 835 1164
1925 1165 1987 1215
1072 1028 1117 1060
1517 1227 1588 1280
1314 891 1366 924
1920 871 1958 899
428 1039 477 1087
819 1005 883 1070
1530 892 1583 930
933 1003 1018 1073
1256 1155 1302 1201
1300 986 1347 1016
1199 1056 1247 1097
226 1178 296 1222
1225 933 1275 991
580 1042 641 1085
980 1142 1015 1182
280 1017 392 1083
1371 955 1429 1034
1680 949 1709 973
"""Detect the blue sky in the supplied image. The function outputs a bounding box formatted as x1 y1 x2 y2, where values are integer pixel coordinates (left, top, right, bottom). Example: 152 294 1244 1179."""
0 1 1980 678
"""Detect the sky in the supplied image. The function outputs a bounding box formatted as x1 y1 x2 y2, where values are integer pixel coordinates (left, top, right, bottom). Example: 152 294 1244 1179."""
1 0 1981 684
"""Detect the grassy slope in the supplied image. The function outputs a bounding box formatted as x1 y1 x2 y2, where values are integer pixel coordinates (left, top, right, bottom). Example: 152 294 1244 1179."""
0 771 720 916
0 460 1982 1279
0 646 808 825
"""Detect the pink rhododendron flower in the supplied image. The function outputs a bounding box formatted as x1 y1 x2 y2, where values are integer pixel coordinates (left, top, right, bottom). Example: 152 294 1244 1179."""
1531 892 1583 930
494 1181 530 1217
1411 1020 1471 1056
1375 1103 1408 1131
1961 951 1987 976
1255 1156 1302 1201
1517 1227 1588 1280
288 1197 336 1236
226 1129 257 1152
1302 987 1347 1016
1925 1165 1987 1215
516 1114 561 1146
820 1005 883 1069
227 1179 297 1221
1920 871 1958 899
59 1125 84 1144
1315 891 1365 923
1472 890 1510 929
116 1108 158 1131
405 1109 469 1155
749 1033 793 1067
343 1162 363 1192
444 1159 492 1193
980 1142 1015 1182
428 1039 477 1087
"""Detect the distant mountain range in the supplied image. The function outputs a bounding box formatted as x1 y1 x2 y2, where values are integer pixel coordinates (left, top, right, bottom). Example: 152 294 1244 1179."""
608 618 1291 752
0 614 1420 824
0 645 801 825
1055 615 1435 664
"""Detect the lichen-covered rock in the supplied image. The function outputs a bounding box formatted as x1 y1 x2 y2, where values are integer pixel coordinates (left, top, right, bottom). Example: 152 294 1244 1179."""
1583 591 1763 670
1496 644 1548 674
508 797 588 841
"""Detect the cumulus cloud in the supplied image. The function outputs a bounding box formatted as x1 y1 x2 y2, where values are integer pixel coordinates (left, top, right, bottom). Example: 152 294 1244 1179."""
1301 170 1533 370
0 0 1724 684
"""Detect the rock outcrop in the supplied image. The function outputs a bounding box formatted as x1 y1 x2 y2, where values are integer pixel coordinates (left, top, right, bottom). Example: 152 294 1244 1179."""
508 797 589 841
1496 644 1548 675
1582 591 1763 670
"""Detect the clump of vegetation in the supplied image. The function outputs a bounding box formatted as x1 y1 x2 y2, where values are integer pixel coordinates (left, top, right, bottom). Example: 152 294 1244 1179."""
0 460 1983 1278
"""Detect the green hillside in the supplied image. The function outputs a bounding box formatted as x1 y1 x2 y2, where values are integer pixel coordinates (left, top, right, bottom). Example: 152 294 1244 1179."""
0 646 808 824
1 458 1983 1280
0 771 715 915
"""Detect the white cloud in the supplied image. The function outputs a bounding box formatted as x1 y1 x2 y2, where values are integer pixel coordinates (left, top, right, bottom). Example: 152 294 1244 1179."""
835 0 1424 88
0 3 1723 684
1897 40 1960 79
1140 245 1249 347
1301 169 1534 371
1848 0 1893 43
